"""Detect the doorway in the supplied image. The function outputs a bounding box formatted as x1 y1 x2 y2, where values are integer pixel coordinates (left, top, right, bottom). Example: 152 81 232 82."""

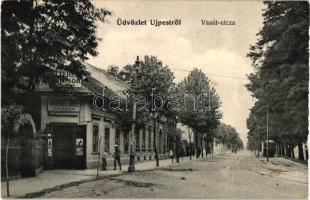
51 124 86 169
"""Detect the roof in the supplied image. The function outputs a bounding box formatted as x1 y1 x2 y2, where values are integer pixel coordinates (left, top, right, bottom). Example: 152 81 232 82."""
82 62 130 98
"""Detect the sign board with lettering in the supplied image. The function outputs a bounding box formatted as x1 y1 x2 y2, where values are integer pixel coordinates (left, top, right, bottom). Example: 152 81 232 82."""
54 69 82 87
48 98 80 113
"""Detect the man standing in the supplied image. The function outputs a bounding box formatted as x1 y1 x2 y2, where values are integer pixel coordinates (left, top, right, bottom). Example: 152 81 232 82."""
114 145 121 170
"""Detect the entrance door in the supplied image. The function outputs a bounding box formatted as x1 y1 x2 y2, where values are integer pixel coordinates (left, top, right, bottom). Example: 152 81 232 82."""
74 125 86 169
52 124 86 169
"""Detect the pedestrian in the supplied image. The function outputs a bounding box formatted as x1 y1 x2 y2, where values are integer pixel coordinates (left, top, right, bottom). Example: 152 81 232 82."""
102 152 107 170
169 149 174 164
113 145 121 171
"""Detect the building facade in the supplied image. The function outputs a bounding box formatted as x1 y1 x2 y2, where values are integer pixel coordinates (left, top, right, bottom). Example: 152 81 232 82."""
7 62 172 177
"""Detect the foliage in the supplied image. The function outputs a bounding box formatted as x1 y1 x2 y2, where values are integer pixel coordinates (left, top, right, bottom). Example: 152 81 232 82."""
106 56 175 120
246 2 309 150
1 104 24 139
176 68 222 139
2 0 111 104
214 123 243 149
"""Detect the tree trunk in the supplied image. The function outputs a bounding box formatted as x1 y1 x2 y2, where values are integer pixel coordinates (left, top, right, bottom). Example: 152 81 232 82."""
298 142 304 161
6 137 10 197
291 145 295 158
201 136 204 158
153 118 159 166
195 133 199 158
287 146 291 157
205 138 208 157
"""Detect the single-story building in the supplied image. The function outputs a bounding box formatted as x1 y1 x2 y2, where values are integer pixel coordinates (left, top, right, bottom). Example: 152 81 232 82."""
3 62 174 179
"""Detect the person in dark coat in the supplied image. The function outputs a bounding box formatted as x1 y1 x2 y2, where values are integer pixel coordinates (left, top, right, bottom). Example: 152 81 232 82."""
114 145 121 170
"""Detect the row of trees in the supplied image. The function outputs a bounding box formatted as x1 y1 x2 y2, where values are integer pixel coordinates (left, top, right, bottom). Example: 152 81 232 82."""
246 2 309 160
214 123 244 150
107 57 243 158
2 0 244 184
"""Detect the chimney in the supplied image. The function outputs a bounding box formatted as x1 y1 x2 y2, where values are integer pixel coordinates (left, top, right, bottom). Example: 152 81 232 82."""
135 56 140 65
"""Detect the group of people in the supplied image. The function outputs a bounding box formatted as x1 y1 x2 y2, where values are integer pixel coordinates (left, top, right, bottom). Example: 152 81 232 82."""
169 148 185 164
101 144 122 171
232 147 238 154
103 146 189 170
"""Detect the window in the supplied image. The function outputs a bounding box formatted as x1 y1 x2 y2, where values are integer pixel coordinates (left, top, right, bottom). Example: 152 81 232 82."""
92 125 99 153
115 128 120 145
135 130 139 149
153 131 156 148
124 131 129 152
148 126 152 149
142 128 146 149
105 128 110 152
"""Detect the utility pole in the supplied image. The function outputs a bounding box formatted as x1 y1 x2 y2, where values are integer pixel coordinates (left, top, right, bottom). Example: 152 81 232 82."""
208 85 213 156
96 137 102 177
257 126 260 157
254 131 257 156
266 109 269 162
153 116 159 167
188 127 192 160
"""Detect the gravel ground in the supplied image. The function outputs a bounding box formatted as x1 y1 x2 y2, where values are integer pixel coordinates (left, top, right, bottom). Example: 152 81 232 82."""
41 151 308 199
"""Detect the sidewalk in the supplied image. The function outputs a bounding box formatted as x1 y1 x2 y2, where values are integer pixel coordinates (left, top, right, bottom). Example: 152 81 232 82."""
257 156 308 185
1 156 196 198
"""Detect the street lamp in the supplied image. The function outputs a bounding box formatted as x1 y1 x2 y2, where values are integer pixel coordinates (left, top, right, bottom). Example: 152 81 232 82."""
128 56 141 172
151 112 159 167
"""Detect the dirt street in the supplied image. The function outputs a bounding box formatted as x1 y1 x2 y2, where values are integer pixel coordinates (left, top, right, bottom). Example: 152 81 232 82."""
40 151 308 199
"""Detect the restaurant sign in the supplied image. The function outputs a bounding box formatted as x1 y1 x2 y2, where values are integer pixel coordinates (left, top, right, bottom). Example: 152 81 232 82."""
48 97 80 113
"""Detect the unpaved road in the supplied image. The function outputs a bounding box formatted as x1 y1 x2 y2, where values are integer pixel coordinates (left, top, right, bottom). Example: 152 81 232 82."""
41 151 308 199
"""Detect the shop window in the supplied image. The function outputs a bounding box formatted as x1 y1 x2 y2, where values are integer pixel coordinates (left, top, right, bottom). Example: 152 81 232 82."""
92 125 99 153
105 128 110 152
115 128 120 145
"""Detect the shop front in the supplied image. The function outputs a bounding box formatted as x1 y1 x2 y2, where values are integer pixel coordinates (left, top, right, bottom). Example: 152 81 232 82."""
42 95 89 170
46 123 86 169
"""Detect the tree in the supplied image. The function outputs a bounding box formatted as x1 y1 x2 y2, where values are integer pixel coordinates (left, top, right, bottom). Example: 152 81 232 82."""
246 2 309 160
107 56 175 166
106 65 120 77
1 1 111 195
214 123 243 151
1 105 24 197
177 68 222 158
2 0 111 103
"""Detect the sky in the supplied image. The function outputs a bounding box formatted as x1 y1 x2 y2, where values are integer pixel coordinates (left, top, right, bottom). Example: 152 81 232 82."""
88 0 266 144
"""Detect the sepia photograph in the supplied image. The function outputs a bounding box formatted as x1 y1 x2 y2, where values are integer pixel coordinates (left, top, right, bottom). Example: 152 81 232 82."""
1 0 309 199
